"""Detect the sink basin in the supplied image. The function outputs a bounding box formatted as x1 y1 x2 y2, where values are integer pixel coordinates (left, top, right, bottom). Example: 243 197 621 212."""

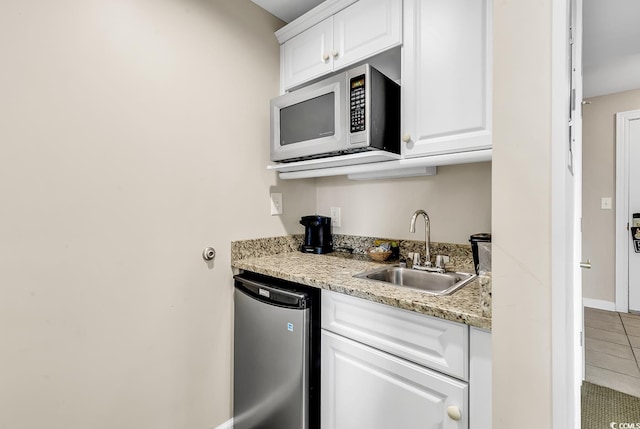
354 266 476 296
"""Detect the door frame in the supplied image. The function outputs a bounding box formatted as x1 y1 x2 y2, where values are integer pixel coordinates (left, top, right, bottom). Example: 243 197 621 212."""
551 0 583 426
615 109 640 313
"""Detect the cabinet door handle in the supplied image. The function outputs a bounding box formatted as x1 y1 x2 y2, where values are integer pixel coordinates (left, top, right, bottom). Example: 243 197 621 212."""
402 133 411 143
447 405 462 421
332 50 339 58
322 52 330 62
580 259 592 269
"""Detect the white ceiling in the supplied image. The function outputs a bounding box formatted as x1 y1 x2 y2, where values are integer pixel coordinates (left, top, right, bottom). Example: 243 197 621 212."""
583 0 640 97
583 0 640 69
251 0 640 97
251 0 323 23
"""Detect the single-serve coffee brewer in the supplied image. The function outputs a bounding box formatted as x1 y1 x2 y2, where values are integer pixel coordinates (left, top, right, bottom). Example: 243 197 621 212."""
300 215 333 254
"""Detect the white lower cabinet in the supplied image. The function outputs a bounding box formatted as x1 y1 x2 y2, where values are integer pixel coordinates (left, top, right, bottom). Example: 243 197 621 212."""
322 288 469 379
469 327 492 429
321 330 468 429
321 290 483 429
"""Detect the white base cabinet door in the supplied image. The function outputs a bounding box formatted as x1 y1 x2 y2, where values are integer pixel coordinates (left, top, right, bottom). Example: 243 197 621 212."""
321 330 468 429
401 0 492 157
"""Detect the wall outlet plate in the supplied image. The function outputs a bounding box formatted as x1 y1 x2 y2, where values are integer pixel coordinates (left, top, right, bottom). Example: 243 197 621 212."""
270 193 283 215
330 207 341 227
601 197 612 210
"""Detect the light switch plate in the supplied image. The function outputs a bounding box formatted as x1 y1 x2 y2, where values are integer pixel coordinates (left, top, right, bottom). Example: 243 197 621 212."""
270 193 283 215
601 197 612 210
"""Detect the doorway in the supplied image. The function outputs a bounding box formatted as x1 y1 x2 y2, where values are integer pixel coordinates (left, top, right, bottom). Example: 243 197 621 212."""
581 101 640 429
616 109 640 313
582 99 640 315
580 3 640 424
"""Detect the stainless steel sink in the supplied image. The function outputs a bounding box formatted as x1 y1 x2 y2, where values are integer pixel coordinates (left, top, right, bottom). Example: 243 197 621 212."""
354 266 476 296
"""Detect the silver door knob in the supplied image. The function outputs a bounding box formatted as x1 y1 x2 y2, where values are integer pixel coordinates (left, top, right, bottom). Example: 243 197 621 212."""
580 259 592 269
202 247 216 261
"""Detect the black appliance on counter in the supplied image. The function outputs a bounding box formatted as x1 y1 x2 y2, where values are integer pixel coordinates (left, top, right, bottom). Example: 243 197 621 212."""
300 215 333 254
469 233 491 274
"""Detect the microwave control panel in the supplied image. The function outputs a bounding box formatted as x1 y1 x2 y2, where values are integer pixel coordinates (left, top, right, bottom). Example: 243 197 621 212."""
349 75 366 133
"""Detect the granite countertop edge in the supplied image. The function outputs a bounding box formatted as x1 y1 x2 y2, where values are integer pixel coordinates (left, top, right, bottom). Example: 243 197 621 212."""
231 251 491 331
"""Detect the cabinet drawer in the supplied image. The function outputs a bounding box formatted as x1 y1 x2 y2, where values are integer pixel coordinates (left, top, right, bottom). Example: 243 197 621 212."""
322 290 469 380
321 330 468 429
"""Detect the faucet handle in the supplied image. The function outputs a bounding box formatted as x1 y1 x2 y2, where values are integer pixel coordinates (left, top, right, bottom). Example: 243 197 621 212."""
412 252 421 267
435 255 450 271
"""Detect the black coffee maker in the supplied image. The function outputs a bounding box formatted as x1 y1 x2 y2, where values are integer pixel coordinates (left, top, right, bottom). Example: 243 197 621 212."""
300 215 333 254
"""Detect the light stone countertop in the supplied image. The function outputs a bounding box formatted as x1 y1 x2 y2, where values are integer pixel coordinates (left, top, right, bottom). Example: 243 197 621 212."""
231 249 491 330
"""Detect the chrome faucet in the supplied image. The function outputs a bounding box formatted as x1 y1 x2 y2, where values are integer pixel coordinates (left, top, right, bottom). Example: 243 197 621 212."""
409 209 431 268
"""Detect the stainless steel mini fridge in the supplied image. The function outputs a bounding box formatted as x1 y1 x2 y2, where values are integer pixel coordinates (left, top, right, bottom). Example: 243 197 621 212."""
233 273 320 429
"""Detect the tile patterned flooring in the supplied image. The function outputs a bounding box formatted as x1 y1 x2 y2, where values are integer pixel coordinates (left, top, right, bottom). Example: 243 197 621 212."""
584 307 640 397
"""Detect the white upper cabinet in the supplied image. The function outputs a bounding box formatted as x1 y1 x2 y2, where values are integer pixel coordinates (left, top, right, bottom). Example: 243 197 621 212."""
272 0 493 178
282 18 334 91
333 0 402 70
401 0 492 157
281 0 402 91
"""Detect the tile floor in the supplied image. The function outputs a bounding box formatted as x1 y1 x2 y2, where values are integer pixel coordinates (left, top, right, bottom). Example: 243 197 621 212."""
584 307 640 397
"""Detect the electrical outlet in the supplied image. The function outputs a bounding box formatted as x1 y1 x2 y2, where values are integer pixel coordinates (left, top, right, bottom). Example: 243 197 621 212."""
601 197 612 210
330 207 341 227
270 193 283 215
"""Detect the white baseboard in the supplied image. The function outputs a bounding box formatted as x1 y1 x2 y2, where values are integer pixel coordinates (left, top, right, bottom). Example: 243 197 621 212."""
583 298 616 312
215 418 233 429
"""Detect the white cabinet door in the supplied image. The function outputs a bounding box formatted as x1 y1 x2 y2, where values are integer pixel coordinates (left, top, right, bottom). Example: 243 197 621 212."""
402 0 492 157
333 0 402 70
282 18 333 90
321 330 468 429
281 0 402 91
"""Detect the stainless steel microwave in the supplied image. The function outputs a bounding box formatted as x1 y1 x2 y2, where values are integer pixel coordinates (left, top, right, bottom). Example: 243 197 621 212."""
270 64 400 163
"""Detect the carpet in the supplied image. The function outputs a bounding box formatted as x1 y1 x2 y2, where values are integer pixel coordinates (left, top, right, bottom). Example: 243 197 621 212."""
582 382 640 428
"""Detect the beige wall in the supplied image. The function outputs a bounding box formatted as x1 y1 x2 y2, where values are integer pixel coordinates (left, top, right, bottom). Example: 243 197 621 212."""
492 0 553 426
582 89 640 305
0 0 569 427
0 1 316 428
315 162 492 244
